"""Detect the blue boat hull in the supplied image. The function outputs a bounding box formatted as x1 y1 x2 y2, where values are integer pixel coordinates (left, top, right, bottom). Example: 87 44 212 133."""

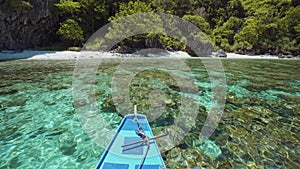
95 114 166 169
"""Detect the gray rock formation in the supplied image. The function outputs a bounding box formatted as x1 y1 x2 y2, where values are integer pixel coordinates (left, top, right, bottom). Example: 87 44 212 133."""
0 0 59 50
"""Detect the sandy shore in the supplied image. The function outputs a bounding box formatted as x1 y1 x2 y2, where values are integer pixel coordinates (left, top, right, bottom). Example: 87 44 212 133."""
0 50 283 61
225 53 278 59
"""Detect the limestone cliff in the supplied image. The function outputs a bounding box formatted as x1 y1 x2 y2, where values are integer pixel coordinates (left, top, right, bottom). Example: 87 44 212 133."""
0 0 59 50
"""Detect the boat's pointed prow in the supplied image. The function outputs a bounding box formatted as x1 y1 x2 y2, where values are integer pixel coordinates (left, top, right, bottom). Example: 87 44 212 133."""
95 109 166 169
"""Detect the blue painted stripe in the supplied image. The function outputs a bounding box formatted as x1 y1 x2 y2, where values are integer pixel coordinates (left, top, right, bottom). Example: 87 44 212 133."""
135 165 160 169
103 162 129 169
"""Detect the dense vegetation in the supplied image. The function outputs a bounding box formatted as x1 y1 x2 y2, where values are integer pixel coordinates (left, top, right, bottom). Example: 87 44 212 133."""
4 0 300 55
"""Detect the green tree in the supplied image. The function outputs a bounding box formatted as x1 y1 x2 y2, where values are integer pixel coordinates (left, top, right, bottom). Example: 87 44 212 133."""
295 24 300 39
54 0 80 15
279 6 300 53
212 16 244 51
55 0 84 46
195 0 244 28
85 0 161 50
108 0 153 21
57 19 84 46
92 0 189 51
0 0 32 14
51 0 299 54
150 0 198 16
233 0 294 54
182 15 211 35
106 1 159 45
80 0 108 35
233 18 259 52
282 6 300 41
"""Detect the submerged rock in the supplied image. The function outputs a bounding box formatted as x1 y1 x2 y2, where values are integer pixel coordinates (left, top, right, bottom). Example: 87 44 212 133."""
197 140 222 160
184 133 222 160
165 147 215 169
59 133 77 156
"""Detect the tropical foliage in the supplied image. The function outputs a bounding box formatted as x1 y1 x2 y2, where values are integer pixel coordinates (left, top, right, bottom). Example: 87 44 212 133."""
8 0 298 55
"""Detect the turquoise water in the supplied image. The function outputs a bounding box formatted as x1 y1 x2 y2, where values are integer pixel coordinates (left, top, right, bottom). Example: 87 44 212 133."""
0 59 299 168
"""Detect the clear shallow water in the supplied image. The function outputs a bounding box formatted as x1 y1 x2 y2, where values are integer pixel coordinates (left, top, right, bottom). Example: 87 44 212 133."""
0 59 299 168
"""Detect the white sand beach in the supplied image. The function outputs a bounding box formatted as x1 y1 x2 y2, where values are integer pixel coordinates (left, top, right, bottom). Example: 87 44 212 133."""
0 50 284 60
0 50 193 60
226 53 278 59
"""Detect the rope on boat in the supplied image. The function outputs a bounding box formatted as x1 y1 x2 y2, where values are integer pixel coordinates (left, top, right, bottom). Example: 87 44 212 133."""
134 105 149 169
137 137 150 169
121 105 168 169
